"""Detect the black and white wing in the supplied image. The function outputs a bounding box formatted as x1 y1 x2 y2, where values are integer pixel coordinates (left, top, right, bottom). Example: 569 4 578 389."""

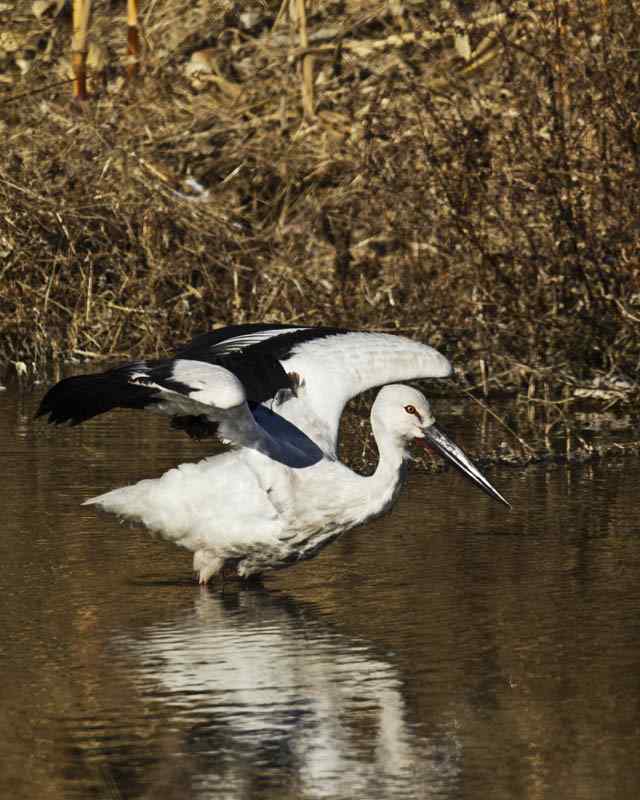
37 323 452 457
36 355 323 467
37 358 247 435
35 324 347 431
175 324 453 453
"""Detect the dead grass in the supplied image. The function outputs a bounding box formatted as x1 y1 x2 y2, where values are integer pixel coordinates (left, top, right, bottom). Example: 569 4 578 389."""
0 0 638 414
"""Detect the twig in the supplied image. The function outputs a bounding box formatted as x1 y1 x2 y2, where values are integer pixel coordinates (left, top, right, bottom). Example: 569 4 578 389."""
460 386 536 456
296 0 315 119
614 298 640 324
0 78 74 105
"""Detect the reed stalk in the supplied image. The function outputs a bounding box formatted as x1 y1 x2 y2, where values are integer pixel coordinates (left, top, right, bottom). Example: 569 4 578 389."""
127 0 140 81
295 0 315 119
71 0 91 100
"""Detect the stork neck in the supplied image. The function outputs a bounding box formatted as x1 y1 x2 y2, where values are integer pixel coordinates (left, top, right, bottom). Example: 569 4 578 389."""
340 425 408 529
369 421 410 507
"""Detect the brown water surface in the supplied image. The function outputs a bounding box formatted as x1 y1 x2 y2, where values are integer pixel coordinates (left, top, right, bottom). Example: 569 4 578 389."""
1 387 639 799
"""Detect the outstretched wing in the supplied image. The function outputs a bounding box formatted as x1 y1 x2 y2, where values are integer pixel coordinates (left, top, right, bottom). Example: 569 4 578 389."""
36 324 347 431
174 325 453 452
37 323 452 459
36 356 324 467
38 358 245 433
279 331 452 452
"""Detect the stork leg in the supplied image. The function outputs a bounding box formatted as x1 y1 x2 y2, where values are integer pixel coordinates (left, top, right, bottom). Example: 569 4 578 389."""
193 551 223 584
193 553 262 585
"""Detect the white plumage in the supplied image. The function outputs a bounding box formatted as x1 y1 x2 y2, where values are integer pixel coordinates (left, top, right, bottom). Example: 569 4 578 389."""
38 324 509 582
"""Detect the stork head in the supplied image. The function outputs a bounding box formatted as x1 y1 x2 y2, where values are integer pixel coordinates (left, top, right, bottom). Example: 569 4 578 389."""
373 384 436 442
372 384 510 507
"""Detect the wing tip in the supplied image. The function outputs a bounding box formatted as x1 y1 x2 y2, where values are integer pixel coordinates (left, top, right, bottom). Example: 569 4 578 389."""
425 347 453 378
440 356 454 378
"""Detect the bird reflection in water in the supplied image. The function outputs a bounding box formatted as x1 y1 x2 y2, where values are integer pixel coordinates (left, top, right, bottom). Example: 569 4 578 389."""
114 587 462 799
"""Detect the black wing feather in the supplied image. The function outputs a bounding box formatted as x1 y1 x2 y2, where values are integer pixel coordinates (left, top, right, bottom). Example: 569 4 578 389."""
36 364 160 425
177 324 349 360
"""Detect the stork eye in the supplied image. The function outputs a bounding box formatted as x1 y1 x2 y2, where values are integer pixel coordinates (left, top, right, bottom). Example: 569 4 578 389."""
404 404 418 416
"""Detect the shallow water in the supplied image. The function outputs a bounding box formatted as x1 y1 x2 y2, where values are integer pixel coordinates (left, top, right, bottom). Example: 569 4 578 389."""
1 386 640 799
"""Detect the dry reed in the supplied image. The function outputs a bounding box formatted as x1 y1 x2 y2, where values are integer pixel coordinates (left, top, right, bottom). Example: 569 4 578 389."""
0 1 637 420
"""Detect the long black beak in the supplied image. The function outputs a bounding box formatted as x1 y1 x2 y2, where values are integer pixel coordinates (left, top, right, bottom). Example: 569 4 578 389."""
417 424 511 508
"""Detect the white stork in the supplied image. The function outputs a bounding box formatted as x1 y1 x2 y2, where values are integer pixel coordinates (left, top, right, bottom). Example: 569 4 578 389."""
37 324 509 583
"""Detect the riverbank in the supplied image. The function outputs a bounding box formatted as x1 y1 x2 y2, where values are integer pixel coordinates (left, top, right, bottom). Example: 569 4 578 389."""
1 2 638 420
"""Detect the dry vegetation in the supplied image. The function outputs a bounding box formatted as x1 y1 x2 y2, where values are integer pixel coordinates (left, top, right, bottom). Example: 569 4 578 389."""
1 1 639 424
